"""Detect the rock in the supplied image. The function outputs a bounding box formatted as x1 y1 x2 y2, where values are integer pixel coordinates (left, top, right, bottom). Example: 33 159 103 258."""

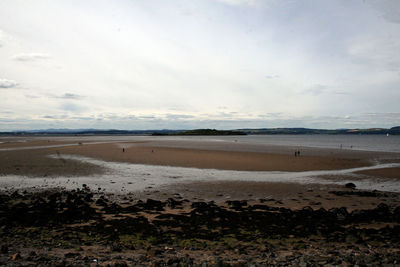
96 197 108 207
64 252 80 258
148 247 162 257
143 199 164 211
0 244 8 254
345 234 359 243
101 260 129 267
226 200 247 210
11 253 21 260
166 257 181 265
28 251 37 257
345 183 356 189
166 198 182 208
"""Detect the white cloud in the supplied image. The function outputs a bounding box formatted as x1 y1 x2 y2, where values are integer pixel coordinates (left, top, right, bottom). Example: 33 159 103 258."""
0 78 18 88
215 0 261 6
12 53 50 61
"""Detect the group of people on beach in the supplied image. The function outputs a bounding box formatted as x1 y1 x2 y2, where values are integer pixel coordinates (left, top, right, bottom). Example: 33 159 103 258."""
294 150 301 157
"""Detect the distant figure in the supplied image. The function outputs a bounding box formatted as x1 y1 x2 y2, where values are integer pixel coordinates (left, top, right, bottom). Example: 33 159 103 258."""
294 151 298 157
152 149 154 153
297 150 300 156
340 144 343 149
122 148 125 152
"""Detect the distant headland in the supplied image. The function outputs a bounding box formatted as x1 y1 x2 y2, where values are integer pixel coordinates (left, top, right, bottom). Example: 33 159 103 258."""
1 126 399 135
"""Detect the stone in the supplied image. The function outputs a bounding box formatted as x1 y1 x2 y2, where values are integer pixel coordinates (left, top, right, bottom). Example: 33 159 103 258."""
11 253 21 260
0 244 8 254
345 183 356 189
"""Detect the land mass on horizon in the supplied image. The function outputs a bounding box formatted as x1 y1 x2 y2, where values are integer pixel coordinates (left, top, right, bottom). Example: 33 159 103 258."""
1 126 399 136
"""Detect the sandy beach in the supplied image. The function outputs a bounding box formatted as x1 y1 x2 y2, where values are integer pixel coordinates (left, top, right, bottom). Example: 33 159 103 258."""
1 137 399 175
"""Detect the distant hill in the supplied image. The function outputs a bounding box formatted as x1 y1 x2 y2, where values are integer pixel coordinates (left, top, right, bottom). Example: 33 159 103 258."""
238 127 400 135
167 129 247 136
0 129 181 136
1 127 399 135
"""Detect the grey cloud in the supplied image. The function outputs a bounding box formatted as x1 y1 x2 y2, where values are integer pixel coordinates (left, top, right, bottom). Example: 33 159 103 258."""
42 114 69 120
61 93 83 99
368 0 400 24
60 103 85 112
13 53 50 61
165 114 195 120
50 93 84 100
0 118 16 123
265 75 280 79
70 116 93 120
302 85 351 96
332 91 350 95
215 0 260 6
258 112 284 119
0 79 18 89
364 112 400 118
24 94 40 99
137 115 156 120
348 36 400 72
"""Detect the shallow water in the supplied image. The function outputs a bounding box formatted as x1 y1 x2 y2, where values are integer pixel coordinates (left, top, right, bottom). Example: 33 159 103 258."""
0 155 399 193
1 134 400 153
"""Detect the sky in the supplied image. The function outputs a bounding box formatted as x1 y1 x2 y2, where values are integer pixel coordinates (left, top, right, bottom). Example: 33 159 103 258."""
1 0 400 131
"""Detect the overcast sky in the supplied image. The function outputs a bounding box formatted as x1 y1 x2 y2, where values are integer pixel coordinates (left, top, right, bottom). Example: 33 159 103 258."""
1 0 400 130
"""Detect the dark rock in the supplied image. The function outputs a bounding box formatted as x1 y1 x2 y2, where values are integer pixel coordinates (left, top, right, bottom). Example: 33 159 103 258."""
226 200 247 210
64 252 80 258
166 198 183 208
142 199 165 211
104 203 122 214
11 253 21 260
0 244 8 254
28 251 37 257
148 247 162 257
104 260 129 267
345 183 356 189
96 198 108 207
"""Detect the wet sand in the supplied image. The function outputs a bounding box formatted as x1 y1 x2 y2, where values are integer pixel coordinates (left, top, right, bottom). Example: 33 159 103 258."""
0 148 104 177
59 143 373 172
1 137 399 179
356 167 400 179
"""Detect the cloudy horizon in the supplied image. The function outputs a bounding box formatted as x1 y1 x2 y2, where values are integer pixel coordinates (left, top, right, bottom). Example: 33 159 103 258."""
1 0 400 131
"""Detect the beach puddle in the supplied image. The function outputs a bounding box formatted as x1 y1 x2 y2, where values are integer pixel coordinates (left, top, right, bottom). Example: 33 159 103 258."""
0 154 399 193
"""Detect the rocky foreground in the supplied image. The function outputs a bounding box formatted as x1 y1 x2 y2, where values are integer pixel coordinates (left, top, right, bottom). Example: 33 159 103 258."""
1 187 400 266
